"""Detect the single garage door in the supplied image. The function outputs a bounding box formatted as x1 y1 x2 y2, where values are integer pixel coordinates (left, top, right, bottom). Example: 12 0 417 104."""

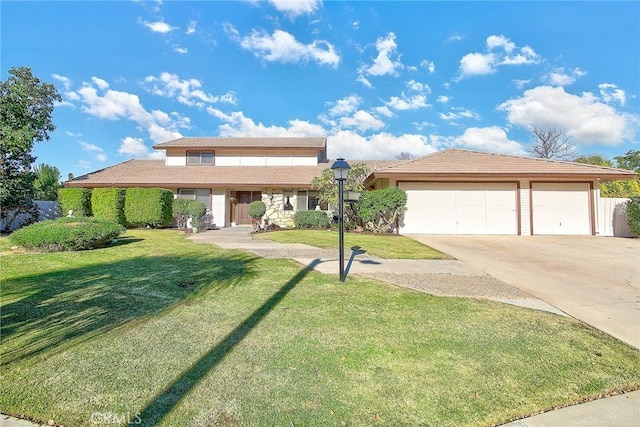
400 182 518 234
531 182 591 235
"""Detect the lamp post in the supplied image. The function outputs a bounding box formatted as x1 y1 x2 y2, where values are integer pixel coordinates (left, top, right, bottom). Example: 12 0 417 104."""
331 158 351 282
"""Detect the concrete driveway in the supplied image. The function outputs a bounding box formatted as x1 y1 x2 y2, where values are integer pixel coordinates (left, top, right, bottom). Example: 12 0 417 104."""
409 235 640 349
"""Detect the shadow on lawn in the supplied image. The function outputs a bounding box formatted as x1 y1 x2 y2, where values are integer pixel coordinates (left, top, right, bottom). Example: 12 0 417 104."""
135 259 321 426
1 252 257 366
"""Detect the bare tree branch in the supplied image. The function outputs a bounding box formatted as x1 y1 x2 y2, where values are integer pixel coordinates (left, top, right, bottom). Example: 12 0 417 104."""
525 127 579 161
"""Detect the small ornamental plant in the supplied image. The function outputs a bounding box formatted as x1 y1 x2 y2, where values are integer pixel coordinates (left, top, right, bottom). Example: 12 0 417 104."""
248 200 266 230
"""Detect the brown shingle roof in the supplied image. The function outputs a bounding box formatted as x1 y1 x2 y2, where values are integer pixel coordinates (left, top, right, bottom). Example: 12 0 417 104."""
64 159 395 188
365 149 636 184
153 137 327 149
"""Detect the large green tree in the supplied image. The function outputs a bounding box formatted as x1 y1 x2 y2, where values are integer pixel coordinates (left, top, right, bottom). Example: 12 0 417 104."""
575 153 640 198
0 67 61 228
311 162 370 207
33 163 62 201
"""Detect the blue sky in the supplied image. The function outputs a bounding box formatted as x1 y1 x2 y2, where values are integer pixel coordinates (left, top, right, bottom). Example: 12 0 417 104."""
2 0 639 178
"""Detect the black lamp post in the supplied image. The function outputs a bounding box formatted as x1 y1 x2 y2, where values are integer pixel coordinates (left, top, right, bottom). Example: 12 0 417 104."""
331 158 351 282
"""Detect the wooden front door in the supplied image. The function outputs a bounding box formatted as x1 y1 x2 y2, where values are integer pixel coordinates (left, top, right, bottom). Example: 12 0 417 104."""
235 191 262 225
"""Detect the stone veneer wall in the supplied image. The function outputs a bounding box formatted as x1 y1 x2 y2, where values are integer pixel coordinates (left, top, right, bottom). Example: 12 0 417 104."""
262 192 296 228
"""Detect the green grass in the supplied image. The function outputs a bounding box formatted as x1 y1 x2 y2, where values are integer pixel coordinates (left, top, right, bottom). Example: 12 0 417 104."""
1 230 639 426
253 229 450 259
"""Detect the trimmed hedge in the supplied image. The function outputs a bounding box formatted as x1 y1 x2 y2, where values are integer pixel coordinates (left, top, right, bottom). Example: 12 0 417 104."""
294 210 330 229
9 217 125 252
58 188 92 217
627 197 640 236
172 198 207 229
125 188 174 228
91 188 126 225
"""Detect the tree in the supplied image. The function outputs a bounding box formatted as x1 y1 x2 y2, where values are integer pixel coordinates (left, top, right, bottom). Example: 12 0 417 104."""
575 153 640 198
311 162 370 207
33 163 62 201
525 127 578 161
614 150 640 176
1 67 61 228
396 152 417 160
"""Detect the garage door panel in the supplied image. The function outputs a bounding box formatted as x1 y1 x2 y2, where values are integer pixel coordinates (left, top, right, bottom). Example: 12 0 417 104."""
532 182 590 235
399 182 517 235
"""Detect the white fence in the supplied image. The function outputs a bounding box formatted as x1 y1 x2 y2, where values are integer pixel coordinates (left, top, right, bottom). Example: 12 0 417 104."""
1 201 60 232
598 198 634 237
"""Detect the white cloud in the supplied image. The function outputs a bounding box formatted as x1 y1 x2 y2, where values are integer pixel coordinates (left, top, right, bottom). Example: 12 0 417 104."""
459 52 496 77
91 77 109 90
79 141 107 162
599 83 626 107
374 106 394 118
452 127 524 155
498 85 637 145
413 121 435 131
447 34 463 42
543 67 586 86
353 21 359 30
118 136 164 159
439 107 480 121
486 35 515 52
420 60 435 73
385 93 428 111
458 34 539 79
144 72 237 107
186 20 197 35
328 130 438 160
364 32 403 77
356 74 373 88
514 79 531 89
143 21 177 34
407 80 431 93
437 95 450 104
52 74 72 90
235 27 339 68
206 108 325 137
268 0 322 18
339 110 385 133
328 94 361 116
174 47 188 54
77 79 188 144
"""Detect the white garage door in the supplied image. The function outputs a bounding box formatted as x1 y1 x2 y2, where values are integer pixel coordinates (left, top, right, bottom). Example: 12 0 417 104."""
400 182 518 234
531 182 591 235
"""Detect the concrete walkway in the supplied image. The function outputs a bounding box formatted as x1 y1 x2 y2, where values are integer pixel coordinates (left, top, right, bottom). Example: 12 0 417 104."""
190 227 563 314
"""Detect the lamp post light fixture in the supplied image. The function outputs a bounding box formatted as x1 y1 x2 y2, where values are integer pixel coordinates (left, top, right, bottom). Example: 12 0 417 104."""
331 158 351 282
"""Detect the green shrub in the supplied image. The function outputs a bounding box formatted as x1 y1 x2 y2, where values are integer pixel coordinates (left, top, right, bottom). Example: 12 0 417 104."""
124 188 173 228
91 188 126 225
294 210 330 229
9 217 125 252
248 200 266 219
58 188 92 217
172 198 207 229
627 197 640 236
357 187 407 233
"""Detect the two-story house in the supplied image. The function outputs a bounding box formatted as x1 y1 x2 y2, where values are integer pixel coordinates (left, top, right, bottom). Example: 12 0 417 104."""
66 137 345 228
66 137 635 235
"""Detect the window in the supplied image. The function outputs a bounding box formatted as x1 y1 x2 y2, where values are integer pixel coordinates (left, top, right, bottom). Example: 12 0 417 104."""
187 151 214 165
297 191 328 211
178 189 211 210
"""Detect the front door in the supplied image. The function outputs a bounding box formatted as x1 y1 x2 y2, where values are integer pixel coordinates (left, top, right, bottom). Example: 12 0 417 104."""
235 191 262 225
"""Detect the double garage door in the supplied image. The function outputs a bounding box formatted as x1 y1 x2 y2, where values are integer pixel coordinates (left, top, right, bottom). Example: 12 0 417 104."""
400 182 518 235
400 182 592 235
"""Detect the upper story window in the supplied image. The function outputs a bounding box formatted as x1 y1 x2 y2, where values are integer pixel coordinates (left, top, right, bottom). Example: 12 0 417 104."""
187 151 214 165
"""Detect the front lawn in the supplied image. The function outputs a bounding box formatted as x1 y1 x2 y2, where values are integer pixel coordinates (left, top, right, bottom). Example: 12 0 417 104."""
1 230 639 426
253 229 449 259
